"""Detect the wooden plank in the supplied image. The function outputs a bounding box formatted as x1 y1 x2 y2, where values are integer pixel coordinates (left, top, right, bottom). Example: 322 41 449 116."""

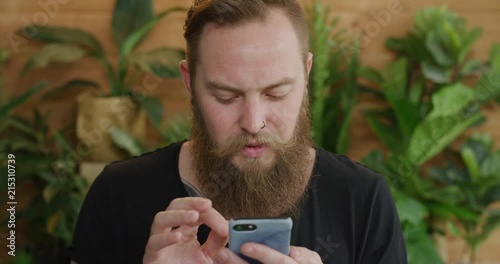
0 0 113 13
0 11 186 56
0 0 192 14
299 0 500 11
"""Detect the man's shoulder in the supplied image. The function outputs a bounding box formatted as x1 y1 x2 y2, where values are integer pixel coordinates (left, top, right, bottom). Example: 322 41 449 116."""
94 141 185 187
314 148 388 194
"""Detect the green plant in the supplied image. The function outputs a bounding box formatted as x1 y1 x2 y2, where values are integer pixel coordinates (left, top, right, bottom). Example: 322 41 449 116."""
109 114 192 157
359 6 500 263
18 0 186 129
430 133 500 262
0 46 11 105
361 59 485 263
0 83 86 261
385 5 500 101
306 1 360 154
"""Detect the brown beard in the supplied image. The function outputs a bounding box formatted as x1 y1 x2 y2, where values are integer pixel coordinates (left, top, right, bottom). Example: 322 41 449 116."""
190 91 313 219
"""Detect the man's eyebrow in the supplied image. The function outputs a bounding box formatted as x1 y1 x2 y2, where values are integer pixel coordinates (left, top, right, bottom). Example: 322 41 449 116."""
206 77 296 93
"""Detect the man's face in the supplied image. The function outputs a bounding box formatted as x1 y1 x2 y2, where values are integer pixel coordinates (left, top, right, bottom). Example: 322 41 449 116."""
182 9 313 169
181 9 313 218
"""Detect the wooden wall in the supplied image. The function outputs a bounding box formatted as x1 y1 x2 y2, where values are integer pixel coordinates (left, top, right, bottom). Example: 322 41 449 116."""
1 0 499 263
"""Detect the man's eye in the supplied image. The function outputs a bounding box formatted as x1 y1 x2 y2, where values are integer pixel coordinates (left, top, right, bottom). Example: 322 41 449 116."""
266 94 286 101
215 96 238 104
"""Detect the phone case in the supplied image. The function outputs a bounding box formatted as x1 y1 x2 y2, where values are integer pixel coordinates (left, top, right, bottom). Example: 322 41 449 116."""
228 217 293 264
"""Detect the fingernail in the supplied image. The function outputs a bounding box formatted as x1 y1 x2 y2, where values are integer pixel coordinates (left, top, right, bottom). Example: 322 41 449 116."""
219 223 228 235
243 245 254 254
195 199 209 208
215 249 229 263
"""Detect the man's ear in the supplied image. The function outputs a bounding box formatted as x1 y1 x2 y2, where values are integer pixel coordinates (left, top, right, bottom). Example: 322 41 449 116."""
180 60 192 97
306 52 313 78
305 52 313 94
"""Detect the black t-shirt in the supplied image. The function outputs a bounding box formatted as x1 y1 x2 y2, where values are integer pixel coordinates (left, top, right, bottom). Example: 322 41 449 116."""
68 141 407 263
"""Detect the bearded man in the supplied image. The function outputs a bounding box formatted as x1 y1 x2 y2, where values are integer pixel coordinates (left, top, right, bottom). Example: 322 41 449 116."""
69 0 407 263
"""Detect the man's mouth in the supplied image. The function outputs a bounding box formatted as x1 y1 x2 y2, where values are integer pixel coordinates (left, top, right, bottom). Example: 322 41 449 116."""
241 143 268 158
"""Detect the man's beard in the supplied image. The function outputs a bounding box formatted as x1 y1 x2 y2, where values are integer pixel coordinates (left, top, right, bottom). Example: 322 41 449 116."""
190 92 313 219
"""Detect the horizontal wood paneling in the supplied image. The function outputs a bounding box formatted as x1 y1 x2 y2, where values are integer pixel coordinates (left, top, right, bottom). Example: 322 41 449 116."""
1 0 500 262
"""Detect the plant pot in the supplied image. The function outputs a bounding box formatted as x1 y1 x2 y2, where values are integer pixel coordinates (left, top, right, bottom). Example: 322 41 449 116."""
76 91 146 162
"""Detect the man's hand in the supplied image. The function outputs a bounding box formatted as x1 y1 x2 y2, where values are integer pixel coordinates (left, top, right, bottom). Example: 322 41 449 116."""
213 244 323 264
143 197 230 263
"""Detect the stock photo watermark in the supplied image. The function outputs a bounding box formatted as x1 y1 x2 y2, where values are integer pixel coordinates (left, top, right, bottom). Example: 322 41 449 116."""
5 154 17 257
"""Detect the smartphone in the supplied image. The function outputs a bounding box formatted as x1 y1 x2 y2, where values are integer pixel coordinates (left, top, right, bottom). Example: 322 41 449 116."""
228 217 293 264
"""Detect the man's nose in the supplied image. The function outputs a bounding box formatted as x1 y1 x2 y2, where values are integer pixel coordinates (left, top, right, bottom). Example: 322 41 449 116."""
239 98 265 135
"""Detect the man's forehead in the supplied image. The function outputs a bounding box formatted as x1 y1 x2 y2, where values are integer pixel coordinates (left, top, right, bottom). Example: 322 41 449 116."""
197 11 301 61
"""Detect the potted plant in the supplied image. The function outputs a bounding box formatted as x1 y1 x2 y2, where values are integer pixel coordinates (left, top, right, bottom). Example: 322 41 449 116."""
18 0 185 162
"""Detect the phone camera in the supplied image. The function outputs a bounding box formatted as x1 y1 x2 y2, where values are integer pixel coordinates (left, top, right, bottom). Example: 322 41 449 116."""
233 224 257 231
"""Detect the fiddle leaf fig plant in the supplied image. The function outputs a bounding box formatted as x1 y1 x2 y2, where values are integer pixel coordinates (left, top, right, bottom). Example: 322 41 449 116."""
361 57 484 263
359 6 500 263
385 5 500 103
430 133 500 262
386 5 482 84
18 0 186 129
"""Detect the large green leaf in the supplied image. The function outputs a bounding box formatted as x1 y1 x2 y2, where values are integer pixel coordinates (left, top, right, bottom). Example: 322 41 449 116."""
120 7 186 57
409 78 424 105
109 126 145 156
380 58 422 140
427 186 466 205
388 99 421 142
427 83 475 119
489 44 500 103
22 43 87 76
426 32 454 67
42 79 99 100
385 37 412 54
127 48 184 78
0 81 46 119
0 116 37 137
421 60 452 84
458 28 483 64
364 110 403 154
480 152 500 178
137 96 163 129
381 58 407 101
461 146 481 183
429 165 458 185
404 222 445 264
112 0 153 51
18 26 102 54
460 60 489 77
395 192 428 225
357 66 383 84
161 115 192 145
407 113 484 166
428 203 479 221
468 133 494 155
335 105 353 155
